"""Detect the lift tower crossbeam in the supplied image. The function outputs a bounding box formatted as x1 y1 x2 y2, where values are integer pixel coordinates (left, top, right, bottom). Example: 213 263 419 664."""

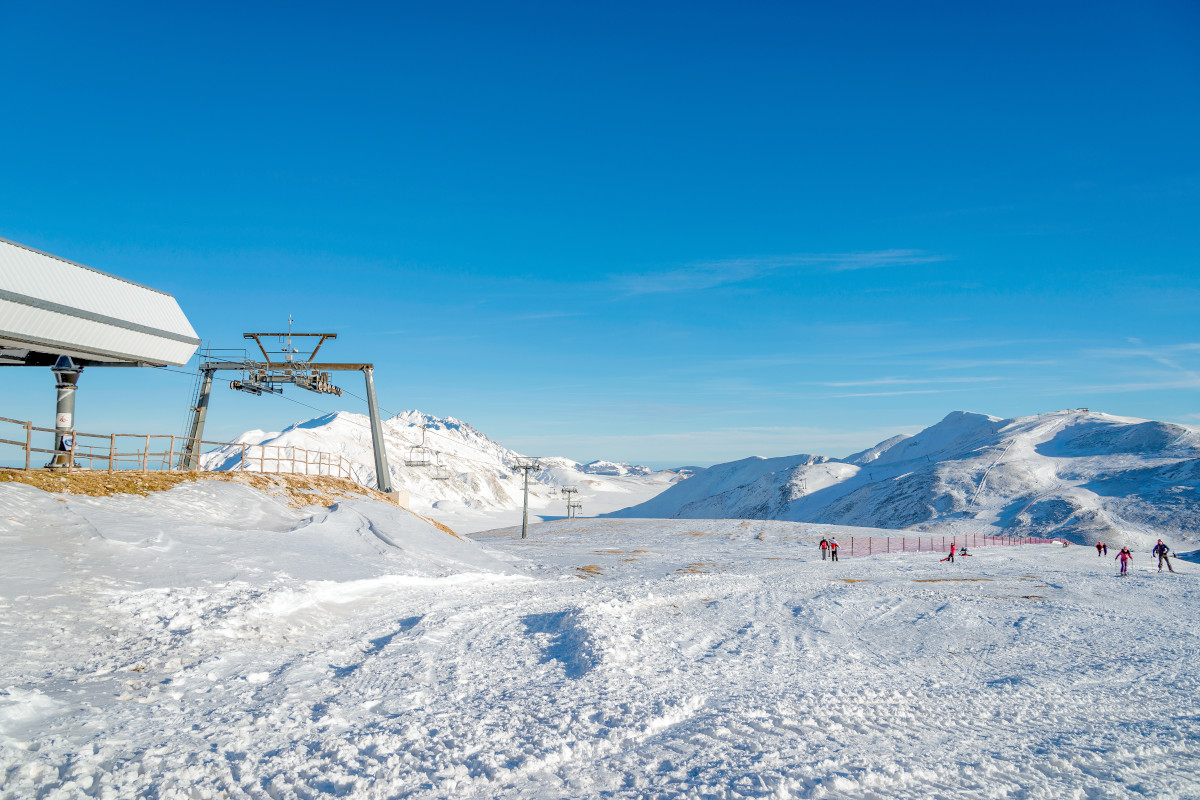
178 331 396 497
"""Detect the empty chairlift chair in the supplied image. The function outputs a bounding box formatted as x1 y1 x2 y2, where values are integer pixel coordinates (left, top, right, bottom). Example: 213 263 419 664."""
430 451 451 481
405 425 432 467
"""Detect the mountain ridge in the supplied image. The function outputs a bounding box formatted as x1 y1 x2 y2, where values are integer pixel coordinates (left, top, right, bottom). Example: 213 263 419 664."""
608 409 1200 549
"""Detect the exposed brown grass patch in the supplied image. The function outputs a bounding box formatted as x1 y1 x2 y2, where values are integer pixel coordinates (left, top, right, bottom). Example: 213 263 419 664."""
913 578 995 583
676 562 721 574
576 565 603 578
0 468 462 537
829 578 873 583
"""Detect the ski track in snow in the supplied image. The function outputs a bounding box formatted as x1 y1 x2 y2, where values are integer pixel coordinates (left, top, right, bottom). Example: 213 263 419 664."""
2 491 1199 799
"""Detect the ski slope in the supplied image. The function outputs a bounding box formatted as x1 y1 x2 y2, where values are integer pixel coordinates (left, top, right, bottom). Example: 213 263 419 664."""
2 480 1198 799
613 409 1200 551
202 410 688 533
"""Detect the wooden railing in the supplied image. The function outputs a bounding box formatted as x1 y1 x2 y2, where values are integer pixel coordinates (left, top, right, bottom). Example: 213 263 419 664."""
0 415 352 479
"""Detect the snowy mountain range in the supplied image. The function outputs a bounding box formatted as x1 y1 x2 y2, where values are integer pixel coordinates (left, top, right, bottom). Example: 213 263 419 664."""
202 410 688 532
610 409 1200 549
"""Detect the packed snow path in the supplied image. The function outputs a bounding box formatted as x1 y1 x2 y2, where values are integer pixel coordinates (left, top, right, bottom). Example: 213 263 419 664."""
1 487 1198 799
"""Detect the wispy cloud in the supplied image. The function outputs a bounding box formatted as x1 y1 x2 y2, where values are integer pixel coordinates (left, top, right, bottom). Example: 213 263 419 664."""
508 423 926 465
823 377 1000 387
609 250 948 295
825 388 971 399
1049 377 1200 395
1078 342 1200 394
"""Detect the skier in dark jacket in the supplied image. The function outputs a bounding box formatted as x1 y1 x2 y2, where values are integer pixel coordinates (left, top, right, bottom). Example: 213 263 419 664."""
819 538 829 560
1152 540 1175 573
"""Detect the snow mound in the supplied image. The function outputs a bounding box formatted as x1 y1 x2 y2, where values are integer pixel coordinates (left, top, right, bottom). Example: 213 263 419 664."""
0 479 513 598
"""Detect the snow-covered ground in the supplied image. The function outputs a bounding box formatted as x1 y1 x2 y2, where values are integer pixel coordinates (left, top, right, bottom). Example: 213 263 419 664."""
202 410 688 533
3 480 1198 798
614 409 1200 550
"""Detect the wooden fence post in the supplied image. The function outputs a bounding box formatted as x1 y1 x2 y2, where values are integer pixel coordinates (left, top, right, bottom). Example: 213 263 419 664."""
24 421 32 470
167 436 175 471
68 431 77 474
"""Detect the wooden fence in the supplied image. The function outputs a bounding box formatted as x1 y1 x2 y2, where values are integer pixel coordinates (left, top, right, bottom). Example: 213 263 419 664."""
0 415 351 479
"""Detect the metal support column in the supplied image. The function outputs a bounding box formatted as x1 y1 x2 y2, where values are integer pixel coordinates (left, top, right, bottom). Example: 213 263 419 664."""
522 466 531 538
181 368 215 470
512 458 541 539
47 356 82 469
362 366 395 496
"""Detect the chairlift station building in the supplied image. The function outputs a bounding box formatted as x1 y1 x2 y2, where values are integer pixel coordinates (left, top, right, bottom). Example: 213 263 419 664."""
0 236 199 368
0 236 200 465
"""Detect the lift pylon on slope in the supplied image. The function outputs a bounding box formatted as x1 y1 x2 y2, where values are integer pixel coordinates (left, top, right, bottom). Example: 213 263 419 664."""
178 327 396 497
561 486 579 519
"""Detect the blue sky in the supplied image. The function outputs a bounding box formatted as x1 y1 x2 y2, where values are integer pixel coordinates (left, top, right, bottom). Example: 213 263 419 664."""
2 1 1198 467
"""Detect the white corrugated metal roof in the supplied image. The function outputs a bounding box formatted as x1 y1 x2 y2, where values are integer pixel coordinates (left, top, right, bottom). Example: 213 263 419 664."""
0 237 200 366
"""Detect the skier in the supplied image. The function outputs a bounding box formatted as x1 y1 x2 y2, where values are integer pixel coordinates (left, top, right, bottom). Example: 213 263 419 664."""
1115 546 1132 576
959 546 971 557
1096 542 1104 557
819 537 829 561
1102 543 1108 555
940 542 957 563
1152 539 1176 573
829 538 839 562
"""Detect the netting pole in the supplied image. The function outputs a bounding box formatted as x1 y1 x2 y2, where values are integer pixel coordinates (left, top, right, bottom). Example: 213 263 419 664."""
851 536 854 556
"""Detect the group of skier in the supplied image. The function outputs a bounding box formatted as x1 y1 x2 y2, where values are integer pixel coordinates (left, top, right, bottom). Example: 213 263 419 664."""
817 537 974 563
1097 539 1176 575
817 533 1179 573
940 542 970 562
818 537 839 561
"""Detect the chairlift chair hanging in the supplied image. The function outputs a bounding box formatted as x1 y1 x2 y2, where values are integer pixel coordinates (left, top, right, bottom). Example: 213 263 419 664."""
405 425 432 467
430 450 451 481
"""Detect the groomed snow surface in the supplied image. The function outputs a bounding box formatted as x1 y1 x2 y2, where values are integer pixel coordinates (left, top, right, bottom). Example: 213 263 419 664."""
3 482 1199 799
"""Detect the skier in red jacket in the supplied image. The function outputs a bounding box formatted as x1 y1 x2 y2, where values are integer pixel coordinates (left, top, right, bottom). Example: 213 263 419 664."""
819 538 829 561
941 542 957 563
